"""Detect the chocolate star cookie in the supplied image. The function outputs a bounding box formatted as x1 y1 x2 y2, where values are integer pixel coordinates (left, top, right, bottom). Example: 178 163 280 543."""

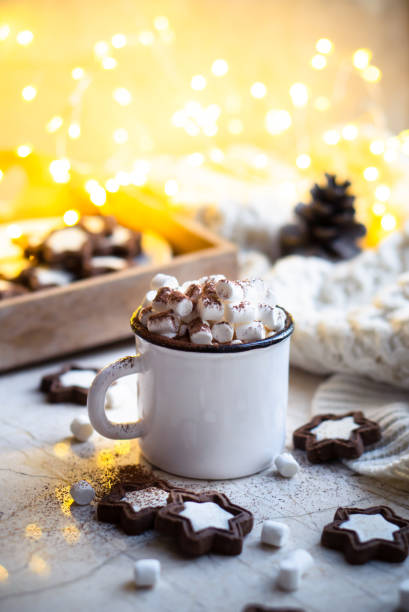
15 265 74 291
40 226 93 272
97 479 172 535
155 490 253 556
293 411 381 463
40 364 99 405
321 505 409 564
94 224 142 259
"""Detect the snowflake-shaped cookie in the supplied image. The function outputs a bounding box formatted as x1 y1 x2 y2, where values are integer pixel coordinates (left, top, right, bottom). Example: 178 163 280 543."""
155 490 253 556
321 505 409 564
293 411 381 463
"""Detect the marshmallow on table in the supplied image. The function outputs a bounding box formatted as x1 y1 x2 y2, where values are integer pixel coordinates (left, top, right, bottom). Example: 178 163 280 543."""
189 318 213 345
275 453 300 478
236 321 266 342
133 559 160 588
399 579 409 611
261 520 290 547
197 295 225 322
70 416 93 442
216 279 244 302
277 549 314 591
225 301 258 324
70 480 95 505
168 290 194 318
212 321 234 344
147 311 180 337
151 273 178 290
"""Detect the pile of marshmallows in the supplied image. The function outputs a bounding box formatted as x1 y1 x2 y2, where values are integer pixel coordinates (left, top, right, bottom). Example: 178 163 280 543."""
139 273 286 345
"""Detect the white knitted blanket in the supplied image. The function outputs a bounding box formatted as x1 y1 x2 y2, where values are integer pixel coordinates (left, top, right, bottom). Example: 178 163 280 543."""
266 223 409 389
313 374 409 483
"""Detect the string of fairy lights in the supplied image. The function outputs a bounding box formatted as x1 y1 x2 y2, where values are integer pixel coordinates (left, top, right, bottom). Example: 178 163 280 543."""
1 15 408 242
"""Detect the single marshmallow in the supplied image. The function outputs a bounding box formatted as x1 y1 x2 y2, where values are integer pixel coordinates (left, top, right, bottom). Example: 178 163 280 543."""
258 304 280 329
201 280 218 298
70 480 95 505
261 521 290 547
231 339 243 344
70 416 93 442
236 321 266 342
264 286 277 306
152 287 172 312
151 273 178 290
139 306 153 327
142 290 156 307
225 301 258 324
212 321 234 344
197 295 225 322
399 578 409 611
189 318 213 345
147 311 180 335
275 453 300 478
216 279 244 302
184 283 201 301
277 549 314 591
168 290 194 318
241 279 265 301
270 307 286 332
133 559 160 588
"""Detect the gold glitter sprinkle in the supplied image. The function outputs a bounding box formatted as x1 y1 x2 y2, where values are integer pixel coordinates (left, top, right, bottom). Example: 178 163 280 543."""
25 523 42 540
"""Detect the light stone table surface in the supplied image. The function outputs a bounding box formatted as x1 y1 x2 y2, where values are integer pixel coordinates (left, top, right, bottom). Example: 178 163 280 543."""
1 341 408 612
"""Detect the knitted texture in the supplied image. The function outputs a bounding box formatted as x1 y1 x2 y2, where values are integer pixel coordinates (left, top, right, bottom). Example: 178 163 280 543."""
313 374 409 482
267 222 409 388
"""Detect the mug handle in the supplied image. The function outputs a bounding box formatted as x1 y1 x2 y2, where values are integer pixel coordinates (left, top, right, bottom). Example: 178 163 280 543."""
88 355 145 440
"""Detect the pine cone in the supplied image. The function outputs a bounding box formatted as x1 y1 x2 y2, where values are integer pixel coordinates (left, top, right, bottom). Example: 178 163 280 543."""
280 174 366 261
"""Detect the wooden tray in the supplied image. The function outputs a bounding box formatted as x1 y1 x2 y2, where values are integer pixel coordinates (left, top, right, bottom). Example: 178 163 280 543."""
0 195 237 372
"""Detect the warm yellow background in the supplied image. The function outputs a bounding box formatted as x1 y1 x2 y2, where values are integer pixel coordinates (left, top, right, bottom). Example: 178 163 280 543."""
1 0 409 173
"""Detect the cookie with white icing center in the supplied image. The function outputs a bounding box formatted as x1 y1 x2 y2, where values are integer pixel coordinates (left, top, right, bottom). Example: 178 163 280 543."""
293 411 381 463
155 490 253 556
321 505 409 564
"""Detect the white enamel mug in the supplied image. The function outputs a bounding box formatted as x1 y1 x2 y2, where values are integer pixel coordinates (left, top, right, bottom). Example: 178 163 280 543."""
88 309 294 479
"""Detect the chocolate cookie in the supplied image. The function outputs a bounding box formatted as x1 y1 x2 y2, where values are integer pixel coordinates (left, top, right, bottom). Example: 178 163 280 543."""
15 265 74 291
95 224 142 259
81 255 132 277
0 279 28 300
293 411 381 463
243 607 304 612
41 226 92 272
40 364 99 405
97 479 172 534
321 505 409 564
155 490 253 556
